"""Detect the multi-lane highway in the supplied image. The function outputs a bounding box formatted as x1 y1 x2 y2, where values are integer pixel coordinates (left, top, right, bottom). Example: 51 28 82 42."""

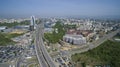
34 23 56 67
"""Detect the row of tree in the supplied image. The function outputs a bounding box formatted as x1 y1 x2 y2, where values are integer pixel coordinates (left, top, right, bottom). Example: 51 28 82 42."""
0 20 30 28
44 21 65 43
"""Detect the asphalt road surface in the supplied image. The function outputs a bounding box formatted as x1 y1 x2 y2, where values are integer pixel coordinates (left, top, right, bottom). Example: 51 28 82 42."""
34 23 56 67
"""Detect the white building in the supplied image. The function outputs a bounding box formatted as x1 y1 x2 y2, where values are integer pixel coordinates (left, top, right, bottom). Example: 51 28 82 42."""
30 16 36 31
0 26 7 30
63 34 86 45
30 16 35 26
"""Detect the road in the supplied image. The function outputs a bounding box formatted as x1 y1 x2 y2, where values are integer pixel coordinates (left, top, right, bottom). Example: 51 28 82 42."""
16 57 21 67
34 23 56 67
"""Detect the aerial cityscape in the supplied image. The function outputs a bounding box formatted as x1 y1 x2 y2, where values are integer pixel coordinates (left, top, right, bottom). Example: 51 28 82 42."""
0 0 120 67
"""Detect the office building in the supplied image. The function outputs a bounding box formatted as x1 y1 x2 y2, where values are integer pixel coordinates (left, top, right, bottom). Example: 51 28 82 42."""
63 34 86 45
30 16 35 31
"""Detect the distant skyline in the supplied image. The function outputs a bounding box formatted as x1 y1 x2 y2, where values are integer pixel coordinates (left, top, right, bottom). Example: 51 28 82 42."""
0 0 120 19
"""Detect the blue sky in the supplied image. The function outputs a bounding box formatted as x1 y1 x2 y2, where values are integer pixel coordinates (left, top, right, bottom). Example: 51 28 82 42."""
0 0 120 18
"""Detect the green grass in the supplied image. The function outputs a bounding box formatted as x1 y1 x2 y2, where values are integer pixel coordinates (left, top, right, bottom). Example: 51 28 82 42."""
5 33 24 38
114 33 120 39
71 40 120 67
0 33 23 46
0 33 14 46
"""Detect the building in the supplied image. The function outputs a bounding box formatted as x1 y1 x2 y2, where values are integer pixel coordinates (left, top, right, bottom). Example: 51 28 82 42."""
0 26 7 30
63 34 86 45
30 16 36 31
14 25 30 30
1 28 13 33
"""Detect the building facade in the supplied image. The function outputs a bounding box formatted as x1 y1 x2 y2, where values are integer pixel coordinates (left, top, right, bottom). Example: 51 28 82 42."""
30 16 35 31
63 34 86 45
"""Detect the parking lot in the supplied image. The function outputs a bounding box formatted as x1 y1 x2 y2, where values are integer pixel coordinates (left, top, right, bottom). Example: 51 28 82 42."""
0 46 24 63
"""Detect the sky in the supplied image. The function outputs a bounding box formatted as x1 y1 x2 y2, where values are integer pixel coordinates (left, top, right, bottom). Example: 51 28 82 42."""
0 0 120 18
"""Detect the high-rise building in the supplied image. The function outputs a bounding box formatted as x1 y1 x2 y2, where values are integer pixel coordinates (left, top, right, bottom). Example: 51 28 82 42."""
30 16 35 31
30 16 35 26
